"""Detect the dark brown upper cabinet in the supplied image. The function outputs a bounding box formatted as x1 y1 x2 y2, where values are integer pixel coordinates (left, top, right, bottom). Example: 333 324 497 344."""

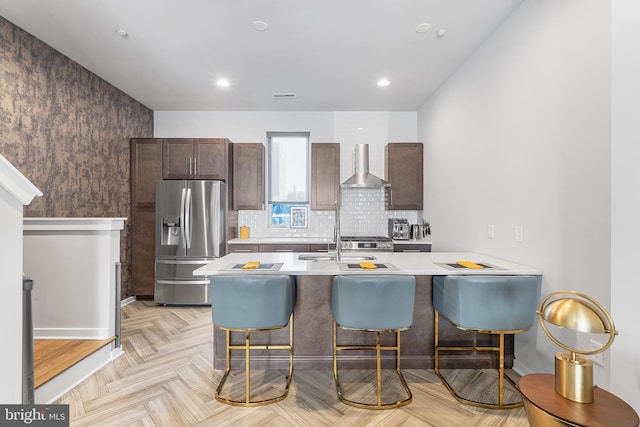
385 142 423 210
232 143 264 210
311 143 341 210
162 138 230 180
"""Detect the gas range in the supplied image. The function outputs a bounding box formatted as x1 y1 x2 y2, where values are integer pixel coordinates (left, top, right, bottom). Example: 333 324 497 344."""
339 236 394 252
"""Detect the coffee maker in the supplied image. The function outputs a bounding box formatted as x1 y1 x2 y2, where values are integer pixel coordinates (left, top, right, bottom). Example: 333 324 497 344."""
389 218 410 240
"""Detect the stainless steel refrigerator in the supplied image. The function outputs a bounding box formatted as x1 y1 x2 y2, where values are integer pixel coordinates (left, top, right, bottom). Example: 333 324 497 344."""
155 180 225 305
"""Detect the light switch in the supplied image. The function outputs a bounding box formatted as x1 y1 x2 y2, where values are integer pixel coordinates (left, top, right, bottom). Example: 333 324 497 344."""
515 226 524 242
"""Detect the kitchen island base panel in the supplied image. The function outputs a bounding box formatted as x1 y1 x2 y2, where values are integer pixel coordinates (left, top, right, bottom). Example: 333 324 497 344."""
213 275 514 370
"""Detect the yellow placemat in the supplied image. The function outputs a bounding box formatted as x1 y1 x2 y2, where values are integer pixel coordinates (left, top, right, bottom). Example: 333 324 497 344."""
457 260 483 269
359 261 377 269
242 261 260 270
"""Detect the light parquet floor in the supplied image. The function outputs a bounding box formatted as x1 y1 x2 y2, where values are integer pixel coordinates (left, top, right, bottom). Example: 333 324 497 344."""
55 301 530 426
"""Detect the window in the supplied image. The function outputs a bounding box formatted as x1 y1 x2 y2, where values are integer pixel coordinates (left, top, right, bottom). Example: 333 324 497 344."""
267 132 310 227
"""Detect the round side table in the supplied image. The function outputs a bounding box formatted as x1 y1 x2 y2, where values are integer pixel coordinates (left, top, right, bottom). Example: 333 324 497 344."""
519 373 639 427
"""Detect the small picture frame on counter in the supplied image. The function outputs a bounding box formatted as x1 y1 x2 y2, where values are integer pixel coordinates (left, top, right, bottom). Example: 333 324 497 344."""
290 206 308 228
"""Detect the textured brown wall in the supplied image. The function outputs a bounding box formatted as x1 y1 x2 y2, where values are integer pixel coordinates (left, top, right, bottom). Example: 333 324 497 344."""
0 16 153 298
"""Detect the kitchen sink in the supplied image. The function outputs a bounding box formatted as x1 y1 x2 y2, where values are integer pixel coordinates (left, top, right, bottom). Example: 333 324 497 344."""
297 254 376 262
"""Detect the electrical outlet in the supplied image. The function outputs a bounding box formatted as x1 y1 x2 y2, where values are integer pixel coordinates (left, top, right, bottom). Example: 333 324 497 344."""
515 225 524 242
590 339 604 366
487 224 495 239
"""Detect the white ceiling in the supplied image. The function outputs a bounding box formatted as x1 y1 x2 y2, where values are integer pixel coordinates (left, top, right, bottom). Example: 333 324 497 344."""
0 0 524 111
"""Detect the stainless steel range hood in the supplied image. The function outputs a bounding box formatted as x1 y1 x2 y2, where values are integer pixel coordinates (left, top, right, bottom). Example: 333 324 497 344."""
341 144 390 188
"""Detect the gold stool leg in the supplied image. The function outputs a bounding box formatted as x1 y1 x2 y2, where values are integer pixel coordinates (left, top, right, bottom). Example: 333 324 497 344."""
376 332 382 407
498 332 504 407
214 313 294 407
245 331 250 404
434 311 440 372
333 319 412 409
434 310 523 410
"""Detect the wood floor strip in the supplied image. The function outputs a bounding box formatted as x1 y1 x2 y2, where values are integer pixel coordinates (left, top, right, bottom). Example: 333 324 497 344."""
34 337 115 388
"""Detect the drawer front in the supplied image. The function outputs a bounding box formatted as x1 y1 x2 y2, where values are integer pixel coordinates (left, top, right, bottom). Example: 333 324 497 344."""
309 244 336 252
393 243 432 252
227 244 260 253
259 244 310 252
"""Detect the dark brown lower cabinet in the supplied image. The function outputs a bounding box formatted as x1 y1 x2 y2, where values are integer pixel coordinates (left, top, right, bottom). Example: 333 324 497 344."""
131 208 155 297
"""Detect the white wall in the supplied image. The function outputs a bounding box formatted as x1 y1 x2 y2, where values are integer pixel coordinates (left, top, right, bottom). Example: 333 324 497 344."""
23 218 124 340
0 155 41 403
0 187 24 403
418 0 624 400
611 0 640 411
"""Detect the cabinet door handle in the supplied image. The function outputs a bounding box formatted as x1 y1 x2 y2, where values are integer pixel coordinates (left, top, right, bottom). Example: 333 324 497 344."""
232 249 253 252
189 158 193 175
275 249 293 252
194 157 197 175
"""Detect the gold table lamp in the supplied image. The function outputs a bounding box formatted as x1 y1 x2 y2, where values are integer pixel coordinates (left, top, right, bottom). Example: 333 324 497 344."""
537 290 618 403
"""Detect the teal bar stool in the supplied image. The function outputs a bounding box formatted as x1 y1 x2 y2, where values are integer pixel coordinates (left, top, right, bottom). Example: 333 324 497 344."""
331 275 416 409
210 274 296 406
433 275 541 409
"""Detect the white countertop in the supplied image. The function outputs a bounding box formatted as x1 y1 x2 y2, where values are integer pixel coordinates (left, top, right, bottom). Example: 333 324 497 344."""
24 217 127 231
194 251 541 276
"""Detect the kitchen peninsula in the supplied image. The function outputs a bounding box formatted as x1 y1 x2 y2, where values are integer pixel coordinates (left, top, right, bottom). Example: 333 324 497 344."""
195 252 541 370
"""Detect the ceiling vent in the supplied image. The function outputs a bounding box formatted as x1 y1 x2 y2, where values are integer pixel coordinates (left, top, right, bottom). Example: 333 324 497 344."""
272 92 297 99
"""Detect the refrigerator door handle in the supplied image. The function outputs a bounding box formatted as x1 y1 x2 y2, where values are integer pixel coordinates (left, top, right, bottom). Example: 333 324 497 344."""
180 188 187 248
185 187 192 249
212 183 221 257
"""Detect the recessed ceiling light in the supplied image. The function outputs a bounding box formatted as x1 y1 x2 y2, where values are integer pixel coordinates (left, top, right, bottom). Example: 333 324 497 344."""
216 79 230 87
416 23 431 33
252 20 268 31
115 28 128 37
437 28 447 37
377 79 390 87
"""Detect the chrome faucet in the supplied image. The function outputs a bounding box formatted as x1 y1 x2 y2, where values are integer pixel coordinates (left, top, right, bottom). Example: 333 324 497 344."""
334 199 341 261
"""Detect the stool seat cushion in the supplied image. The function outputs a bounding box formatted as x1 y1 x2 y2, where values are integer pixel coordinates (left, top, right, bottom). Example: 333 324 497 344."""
332 275 416 331
211 275 296 330
432 275 541 331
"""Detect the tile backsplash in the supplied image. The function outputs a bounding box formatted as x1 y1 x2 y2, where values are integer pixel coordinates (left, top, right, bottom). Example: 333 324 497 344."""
238 188 421 238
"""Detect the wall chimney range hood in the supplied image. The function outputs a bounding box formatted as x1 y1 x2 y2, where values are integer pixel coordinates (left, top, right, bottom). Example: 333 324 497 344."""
341 144 390 188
